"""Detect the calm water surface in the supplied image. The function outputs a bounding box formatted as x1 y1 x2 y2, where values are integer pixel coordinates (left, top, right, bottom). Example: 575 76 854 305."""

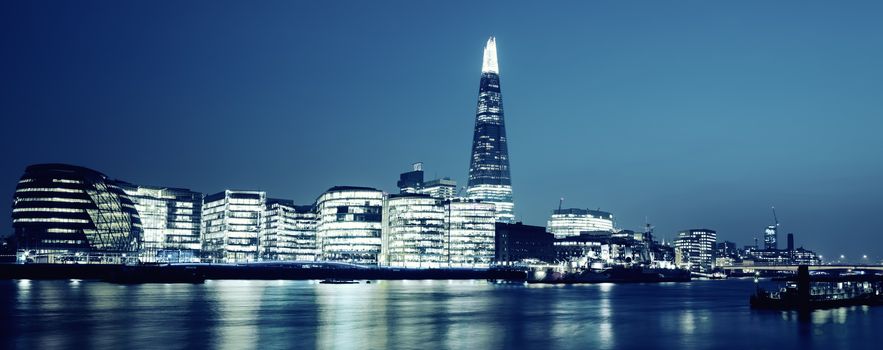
2 278 880 349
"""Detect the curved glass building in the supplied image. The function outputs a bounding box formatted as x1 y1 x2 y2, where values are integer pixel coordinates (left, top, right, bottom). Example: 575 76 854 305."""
547 208 615 238
381 193 446 268
444 198 496 268
467 36 515 223
316 186 383 265
12 164 143 257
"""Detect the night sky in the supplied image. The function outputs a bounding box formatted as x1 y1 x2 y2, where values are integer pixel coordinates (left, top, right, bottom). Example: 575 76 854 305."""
2 1 882 261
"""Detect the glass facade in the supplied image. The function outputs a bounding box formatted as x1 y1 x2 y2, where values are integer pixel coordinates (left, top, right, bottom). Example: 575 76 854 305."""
444 198 496 268
417 178 457 200
201 190 266 263
547 208 615 238
261 199 318 261
764 225 778 250
381 194 446 268
316 186 383 265
466 37 515 223
119 183 203 263
674 229 717 272
12 164 142 261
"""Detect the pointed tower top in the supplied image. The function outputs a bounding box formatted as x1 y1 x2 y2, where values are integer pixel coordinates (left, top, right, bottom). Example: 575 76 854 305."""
481 36 499 74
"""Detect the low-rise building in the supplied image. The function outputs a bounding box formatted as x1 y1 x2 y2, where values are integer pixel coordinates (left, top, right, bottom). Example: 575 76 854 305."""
494 222 555 264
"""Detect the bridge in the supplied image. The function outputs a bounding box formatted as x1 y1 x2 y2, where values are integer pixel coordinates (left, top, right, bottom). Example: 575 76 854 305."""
719 264 883 272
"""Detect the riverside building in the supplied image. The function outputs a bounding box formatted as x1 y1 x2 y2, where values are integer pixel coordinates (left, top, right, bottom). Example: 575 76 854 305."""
466 37 515 223
119 182 203 262
547 208 615 238
201 190 266 263
444 198 496 267
261 199 318 261
674 229 717 272
12 164 143 262
316 186 384 264
381 194 446 268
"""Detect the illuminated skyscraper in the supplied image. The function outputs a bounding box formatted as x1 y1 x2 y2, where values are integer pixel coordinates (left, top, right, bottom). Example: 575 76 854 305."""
674 229 717 272
764 225 778 250
466 36 515 223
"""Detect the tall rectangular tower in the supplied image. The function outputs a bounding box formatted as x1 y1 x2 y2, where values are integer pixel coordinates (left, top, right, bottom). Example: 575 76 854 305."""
466 37 515 223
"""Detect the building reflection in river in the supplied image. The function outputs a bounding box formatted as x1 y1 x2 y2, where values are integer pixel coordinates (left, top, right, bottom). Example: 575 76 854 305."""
4 279 883 349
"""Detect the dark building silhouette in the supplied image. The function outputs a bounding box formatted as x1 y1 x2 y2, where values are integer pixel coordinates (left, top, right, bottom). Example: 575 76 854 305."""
495 222 554 264
787 233 794 252
396 162 424 194
12 164 143 256
466 37 514 223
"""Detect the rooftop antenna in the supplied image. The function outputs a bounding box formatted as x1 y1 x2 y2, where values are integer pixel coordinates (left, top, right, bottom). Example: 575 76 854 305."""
558 197 564 211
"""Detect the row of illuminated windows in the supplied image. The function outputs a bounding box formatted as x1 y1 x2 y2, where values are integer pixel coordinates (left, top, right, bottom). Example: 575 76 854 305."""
47 228 80 234
13 207 85 213
41 239 85 245
16 187 83 193
52 179 82 184
14 217 89 224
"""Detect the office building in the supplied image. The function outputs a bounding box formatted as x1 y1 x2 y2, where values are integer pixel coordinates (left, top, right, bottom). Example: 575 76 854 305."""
674 229 717 272
444 198 496 267
119 182 202 262
466 37 515 223
381 193 446 268
202 190 266 263
495 222 555 264
396 163 424 194
12 164 142 260
764 225 778 250
547 208 615 238
418 177 457 200
316 186 384 264
261 199 318 261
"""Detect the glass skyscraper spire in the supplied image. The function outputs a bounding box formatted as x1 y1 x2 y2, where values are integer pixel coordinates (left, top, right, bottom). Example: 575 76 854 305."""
467 36 515 223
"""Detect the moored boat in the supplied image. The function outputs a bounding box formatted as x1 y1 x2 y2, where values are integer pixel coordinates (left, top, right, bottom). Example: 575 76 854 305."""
319 279 359 284
750 265 883 310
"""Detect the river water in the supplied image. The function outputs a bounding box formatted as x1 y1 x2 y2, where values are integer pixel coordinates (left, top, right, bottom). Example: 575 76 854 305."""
2 278 880 349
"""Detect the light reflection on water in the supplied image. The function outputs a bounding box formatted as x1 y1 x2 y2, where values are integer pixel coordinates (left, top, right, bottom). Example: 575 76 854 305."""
3 279 882 349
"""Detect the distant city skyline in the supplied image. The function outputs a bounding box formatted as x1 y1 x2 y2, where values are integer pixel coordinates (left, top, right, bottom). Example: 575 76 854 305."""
2 1 882 261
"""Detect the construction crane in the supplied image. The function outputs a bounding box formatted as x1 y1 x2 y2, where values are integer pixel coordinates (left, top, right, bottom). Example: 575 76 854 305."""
772 206 780 228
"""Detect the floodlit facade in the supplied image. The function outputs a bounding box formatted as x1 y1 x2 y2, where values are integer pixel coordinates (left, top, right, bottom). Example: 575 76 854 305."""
674 229 717 272
316 186 384 264
381 194 446 268
201 190 266 263
764 225 778 250
444 198 496 267
12 164 142 261
261 199 318 261
466 36 515 223
119 182 202 262
547 208 615 238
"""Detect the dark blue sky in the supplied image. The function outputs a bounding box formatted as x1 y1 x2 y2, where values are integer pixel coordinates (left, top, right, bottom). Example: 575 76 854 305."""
2 1 882 261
